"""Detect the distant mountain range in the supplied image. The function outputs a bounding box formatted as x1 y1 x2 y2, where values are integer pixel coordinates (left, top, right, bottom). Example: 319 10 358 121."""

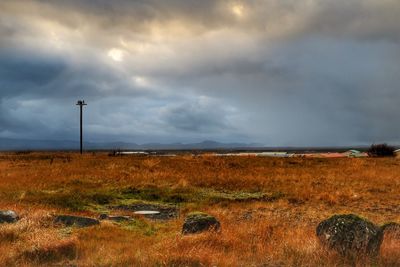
0 138 263 151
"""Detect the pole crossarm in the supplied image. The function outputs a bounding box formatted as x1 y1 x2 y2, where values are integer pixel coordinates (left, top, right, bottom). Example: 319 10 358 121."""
76 100 87 106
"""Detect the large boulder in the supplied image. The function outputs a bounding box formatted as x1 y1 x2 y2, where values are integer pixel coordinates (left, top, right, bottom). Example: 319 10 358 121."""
316 214 383 257
0 210 19 223
55 215 100 227
182 212 220 235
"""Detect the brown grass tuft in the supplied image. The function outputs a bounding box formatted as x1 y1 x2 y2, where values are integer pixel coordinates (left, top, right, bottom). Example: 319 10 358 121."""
18 236 77 264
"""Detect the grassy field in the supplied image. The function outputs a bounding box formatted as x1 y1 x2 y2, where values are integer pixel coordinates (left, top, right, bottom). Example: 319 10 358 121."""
0 152 399 266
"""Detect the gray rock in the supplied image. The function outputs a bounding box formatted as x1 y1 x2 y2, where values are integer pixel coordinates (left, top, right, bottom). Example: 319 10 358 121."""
316 214 383 257
0 210 19 223
182 212 221 235
55 215 100 227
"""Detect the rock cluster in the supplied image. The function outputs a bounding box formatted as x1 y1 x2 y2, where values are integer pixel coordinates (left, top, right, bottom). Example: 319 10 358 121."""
3 207 399 262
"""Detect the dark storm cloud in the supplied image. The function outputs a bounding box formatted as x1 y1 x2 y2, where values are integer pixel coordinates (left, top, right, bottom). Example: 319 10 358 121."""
160 99 233 132
25 0 400 42
0 47 156 100
0 52 66 95
303 0 400 42
0 0 399 145
0 101 26 132
19 0 234 30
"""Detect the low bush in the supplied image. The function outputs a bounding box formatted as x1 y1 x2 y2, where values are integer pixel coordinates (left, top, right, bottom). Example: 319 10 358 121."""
367 144 395 157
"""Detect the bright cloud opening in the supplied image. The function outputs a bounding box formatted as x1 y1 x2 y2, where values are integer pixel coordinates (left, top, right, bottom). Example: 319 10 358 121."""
231 4 244 18
108 48 124 62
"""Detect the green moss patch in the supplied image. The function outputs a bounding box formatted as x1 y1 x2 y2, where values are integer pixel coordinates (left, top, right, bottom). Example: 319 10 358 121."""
16 185 283 213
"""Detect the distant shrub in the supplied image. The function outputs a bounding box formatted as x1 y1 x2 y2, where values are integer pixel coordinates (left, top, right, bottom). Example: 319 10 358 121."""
367 144 395 157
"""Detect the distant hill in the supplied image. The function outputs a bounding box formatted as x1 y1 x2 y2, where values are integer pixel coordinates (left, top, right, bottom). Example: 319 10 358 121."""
0 138 79 151
0 138 262 151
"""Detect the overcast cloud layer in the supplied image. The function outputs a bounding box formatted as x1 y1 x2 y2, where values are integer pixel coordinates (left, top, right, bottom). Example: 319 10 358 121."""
1 0 399 146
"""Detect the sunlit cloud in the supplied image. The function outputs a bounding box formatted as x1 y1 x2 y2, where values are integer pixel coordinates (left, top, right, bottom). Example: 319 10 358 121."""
108 48 124 62
231 4 244 18
132 76 152 88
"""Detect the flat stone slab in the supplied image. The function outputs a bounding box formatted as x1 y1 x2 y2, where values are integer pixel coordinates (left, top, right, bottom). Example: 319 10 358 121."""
134 211 160 215
55 215 100 227
113 203 178 220
0 210 19 223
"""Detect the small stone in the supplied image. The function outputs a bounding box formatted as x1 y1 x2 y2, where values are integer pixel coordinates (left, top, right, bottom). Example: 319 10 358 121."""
182 212 221 235
240 211 253 221
99 214 109 220
316 214 383 257
0 210 19 223
55 215 100 227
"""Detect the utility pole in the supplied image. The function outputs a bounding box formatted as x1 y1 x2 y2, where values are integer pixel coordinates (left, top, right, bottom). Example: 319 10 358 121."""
76 100 87 154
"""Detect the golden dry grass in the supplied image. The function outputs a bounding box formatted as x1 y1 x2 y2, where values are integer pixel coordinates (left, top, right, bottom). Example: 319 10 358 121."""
0 152 399 266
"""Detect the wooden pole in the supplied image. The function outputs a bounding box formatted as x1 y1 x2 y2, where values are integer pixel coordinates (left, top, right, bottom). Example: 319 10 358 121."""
76 100 87 154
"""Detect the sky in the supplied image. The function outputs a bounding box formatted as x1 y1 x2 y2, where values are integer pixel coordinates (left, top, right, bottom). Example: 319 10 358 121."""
0 0 399 146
